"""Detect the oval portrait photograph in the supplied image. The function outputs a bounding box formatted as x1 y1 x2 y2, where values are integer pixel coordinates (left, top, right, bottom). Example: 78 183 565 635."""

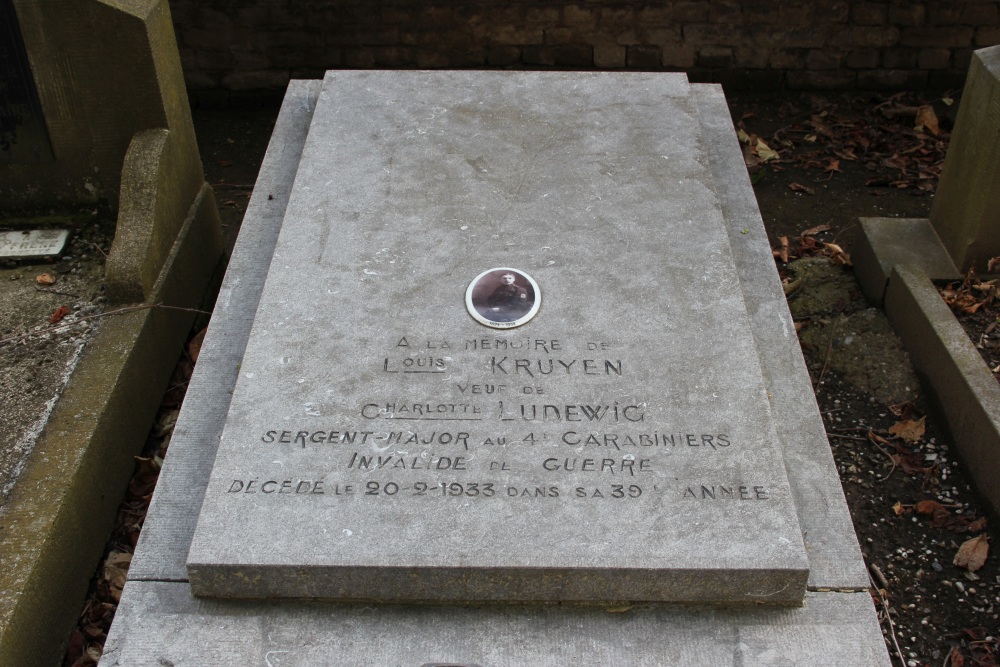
465 268 541 329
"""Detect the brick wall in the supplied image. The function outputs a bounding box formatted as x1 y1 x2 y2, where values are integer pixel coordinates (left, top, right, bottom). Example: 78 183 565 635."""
168 0 1000 92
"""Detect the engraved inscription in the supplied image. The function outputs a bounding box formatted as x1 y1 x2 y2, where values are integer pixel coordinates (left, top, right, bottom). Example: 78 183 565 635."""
683 485 771 500
226 336 767 506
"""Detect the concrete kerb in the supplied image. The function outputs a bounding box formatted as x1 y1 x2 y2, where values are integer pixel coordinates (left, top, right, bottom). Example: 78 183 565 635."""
854 217 960 306
885 264 1000 519
0 175 222 667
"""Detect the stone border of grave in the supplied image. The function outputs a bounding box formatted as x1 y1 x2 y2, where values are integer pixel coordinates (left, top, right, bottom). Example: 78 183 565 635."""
854 45 1000 521
0 194 221 667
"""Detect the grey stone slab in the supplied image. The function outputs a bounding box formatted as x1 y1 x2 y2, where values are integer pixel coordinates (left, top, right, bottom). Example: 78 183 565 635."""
104 76 888 666
128 79 322 581
691 86 869 590
187 71 808 604
100 582 889 666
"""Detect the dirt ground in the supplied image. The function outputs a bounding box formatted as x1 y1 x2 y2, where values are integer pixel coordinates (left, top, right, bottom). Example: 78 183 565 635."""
0 219 111 508
63 89 999 666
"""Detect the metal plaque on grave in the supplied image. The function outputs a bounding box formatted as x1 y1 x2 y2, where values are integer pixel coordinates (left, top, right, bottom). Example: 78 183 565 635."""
0 0 52 164
187 71 809 605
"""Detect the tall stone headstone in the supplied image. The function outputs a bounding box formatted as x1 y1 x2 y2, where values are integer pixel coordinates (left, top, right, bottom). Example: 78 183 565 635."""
930 45 1000 272
186 71 809 605
2 0 203 213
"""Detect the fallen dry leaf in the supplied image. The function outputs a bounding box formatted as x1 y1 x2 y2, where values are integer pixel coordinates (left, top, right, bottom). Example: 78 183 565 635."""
788 182 815 195
128 456 162 499
895 453 928 476
800 224 831 236
35 272 56 285
824 242 852 266
49 305 70 324
967 517 988 532
187 326 208 364
892 500 904 516
889 402 914 419
868 430 891 446
774 236 790 263
915 499 948 515
915 105 940 136
755 138 779 163
102 552 132 603
889 416 926 443
953 534 989 572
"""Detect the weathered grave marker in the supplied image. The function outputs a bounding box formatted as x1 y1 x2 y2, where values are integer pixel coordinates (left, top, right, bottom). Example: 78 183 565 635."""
930 45 1000 272
0 228 68 258
187 71 809 605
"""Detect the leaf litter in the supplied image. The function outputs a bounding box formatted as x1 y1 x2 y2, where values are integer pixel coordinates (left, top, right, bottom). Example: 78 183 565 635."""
940 265 1000 387
737 91 953 194
770 223 997 666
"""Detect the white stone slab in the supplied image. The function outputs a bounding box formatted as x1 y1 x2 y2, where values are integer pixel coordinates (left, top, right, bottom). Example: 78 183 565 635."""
187 72 808 604
0 228 68 258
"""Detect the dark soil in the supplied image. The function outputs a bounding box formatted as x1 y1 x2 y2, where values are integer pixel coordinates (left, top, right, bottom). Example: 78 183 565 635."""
0 217 112 507
65 90 1000 667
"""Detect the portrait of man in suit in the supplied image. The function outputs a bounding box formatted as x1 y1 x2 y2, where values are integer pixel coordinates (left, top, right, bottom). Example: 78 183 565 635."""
466 268 540 328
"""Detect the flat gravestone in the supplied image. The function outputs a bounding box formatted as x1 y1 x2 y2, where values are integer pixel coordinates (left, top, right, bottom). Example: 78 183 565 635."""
0 229 69 258
187 71 809 605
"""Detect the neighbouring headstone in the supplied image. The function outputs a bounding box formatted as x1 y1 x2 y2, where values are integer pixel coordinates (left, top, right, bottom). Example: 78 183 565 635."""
930 45 1000 272
186 71 809 605
2 0 204 213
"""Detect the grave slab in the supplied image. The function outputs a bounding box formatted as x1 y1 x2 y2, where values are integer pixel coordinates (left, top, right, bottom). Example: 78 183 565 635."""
103 76 888 666
186 71 808 604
